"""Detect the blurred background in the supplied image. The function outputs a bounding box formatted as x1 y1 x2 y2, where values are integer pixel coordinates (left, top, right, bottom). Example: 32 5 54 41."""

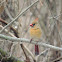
0 0 62 62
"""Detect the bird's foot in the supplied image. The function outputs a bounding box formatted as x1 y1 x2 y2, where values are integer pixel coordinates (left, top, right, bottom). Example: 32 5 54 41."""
30 39 33 43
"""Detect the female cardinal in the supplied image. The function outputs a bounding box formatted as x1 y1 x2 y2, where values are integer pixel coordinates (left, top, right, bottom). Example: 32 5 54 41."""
29 18 42 55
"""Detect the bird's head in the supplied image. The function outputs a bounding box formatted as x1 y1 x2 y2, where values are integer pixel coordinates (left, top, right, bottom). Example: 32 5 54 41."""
30 18 39 28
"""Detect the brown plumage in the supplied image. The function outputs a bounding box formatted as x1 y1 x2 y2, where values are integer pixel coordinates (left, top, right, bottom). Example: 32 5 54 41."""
29 18 42 55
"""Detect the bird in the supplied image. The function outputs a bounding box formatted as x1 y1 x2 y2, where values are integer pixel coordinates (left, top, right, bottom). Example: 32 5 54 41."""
29 18 42 55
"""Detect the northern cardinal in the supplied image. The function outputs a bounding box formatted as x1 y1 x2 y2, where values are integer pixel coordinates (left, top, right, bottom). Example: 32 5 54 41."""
29 18 42 55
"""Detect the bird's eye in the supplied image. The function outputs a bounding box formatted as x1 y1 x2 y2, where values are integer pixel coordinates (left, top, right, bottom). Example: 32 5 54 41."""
33 24 35 26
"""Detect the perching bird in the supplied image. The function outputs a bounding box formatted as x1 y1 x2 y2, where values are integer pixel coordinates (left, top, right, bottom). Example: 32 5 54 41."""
29 18 42 55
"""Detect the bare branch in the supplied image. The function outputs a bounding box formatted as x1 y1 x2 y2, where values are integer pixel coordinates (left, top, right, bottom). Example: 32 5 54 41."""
4 6 14 20
23 44 35 61
53 56 62 62
36 49 49 62
0 0 39 33
48 13 62 19
48 13 62 23
0 25 15 37
0 34 62 51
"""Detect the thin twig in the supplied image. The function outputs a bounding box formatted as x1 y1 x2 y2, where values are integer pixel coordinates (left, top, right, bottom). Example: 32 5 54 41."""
0 34 62 51
4 6 14 20
23 44 35 60
48 13 62 19
0 0 39 33
20 44 31 62
48 13 62 23
0 18 19 37
36 49 49 62
53 56 62 62
37 49 49 57
0 25 15 37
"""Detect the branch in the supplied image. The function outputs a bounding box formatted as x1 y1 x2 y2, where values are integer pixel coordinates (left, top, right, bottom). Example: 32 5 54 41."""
4 6 14 20
0 25 15 37
53 56 62 62
0 18 19 37
22 44 35 62
48 13 62 19
0 34 62 51
48 13 62 23
36 49 49 62
23 44 35 60
0 0 39 33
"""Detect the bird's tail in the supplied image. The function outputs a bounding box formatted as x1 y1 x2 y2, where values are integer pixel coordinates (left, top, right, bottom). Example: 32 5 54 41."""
35 45 39 55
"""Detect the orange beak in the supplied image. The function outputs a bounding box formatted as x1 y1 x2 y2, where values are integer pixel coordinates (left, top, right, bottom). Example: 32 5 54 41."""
30 24 33 27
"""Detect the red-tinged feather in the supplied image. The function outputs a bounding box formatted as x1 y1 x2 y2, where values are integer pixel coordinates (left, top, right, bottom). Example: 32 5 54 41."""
35 45 39 55
34 18 38 21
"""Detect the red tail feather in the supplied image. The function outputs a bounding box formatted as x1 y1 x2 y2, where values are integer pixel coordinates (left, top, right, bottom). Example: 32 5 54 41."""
35 45 39 55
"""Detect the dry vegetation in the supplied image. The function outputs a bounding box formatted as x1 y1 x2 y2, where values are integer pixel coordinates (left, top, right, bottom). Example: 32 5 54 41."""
0 0 62 62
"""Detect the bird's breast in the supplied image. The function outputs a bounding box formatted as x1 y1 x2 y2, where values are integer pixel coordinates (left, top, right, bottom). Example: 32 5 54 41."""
30 28 42 39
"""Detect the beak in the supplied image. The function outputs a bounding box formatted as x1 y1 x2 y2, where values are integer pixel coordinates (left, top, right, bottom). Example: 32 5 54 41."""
30 24 33 27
